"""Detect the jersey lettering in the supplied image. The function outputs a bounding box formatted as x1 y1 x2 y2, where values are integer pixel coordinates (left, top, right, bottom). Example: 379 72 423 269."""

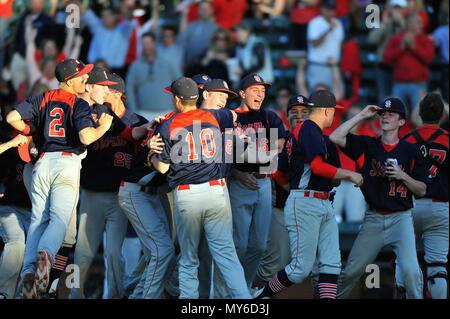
186 129 217 161
49 107 66 137
428 148 446 178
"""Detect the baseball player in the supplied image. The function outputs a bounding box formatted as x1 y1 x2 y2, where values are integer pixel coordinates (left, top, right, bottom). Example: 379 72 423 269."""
0 128 31 299
396 93 449 299
192 74 212 107
255 94 310 287
6 59 114 298
149 77 251 299
330 97 429 299
73 70 148 299
254 90 363 299
228 73 286 289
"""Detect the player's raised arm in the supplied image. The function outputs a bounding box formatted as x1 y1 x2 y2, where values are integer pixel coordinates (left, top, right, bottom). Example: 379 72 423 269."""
79 112 113 145
330 105 380 148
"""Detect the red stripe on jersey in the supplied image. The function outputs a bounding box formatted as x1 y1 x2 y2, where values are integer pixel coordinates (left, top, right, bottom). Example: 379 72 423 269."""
169 109 220 139
272 170 289 187
405 126 449 149
291 120 305 143
39 89 76 110
356 153 365 171
381 141 399 152
119 126 134 142
409 159 415 174
233 109 250 114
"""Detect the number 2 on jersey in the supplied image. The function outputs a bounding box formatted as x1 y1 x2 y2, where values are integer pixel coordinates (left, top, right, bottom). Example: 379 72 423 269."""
428 149 446 177
49 108 66 137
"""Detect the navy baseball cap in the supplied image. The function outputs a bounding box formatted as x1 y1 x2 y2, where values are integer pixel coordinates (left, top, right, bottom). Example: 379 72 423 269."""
107 73 125 93
86 67 117 86
203 79 238 98
192 74 212 87
287 94 309 113
164 77 199 100
308 90 343 109
378 97 406 115
55 59 94 82
239 73 272 91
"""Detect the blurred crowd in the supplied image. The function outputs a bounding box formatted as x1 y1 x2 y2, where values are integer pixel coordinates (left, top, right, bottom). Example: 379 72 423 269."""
0 0 448 224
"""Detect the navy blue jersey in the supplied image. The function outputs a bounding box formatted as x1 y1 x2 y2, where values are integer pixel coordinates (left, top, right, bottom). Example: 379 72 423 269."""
404 125 448 201
156 108 233 189
233 109 287 173
0 129 31 208
286 120 341 192
14 89 96 155
342 134 429 213
80 105 147 192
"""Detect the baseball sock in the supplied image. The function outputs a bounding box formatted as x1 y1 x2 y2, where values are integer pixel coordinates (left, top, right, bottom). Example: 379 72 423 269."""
318 273 338 299
255 269 294 299
46 247 70 293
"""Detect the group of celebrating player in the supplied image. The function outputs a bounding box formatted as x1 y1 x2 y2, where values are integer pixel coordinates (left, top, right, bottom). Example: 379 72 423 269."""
0 57 448 300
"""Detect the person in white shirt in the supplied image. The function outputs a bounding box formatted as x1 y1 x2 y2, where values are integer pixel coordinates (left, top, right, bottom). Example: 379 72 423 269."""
306 0 344 92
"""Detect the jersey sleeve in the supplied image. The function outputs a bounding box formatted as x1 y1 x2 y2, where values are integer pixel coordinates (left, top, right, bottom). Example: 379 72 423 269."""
14 94 42 121
299 122 327 163
154 123 171 164
267 110 287 139
325 136 341 168
340 133 369 161
410 146 431 184
73 100 96 132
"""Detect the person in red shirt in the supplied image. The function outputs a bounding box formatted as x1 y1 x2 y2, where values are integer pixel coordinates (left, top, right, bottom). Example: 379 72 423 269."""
288 0 321 51
383 13 435 117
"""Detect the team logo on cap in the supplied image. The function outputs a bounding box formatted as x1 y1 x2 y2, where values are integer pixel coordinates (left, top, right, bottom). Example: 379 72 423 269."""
223 81 229 89
297 96 304 103
254 75 262 82
202 75 209 81
385 100 391 108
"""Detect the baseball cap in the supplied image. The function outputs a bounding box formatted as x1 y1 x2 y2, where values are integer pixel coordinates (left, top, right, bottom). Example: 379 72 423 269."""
378 97 406 114
287 94 309 113
18 136 38 163
86 67 117 86
107 73 125 93
307 90 343 109
203 79 238 98
239 73 272 91
321 0 336 9
55 59 94 82
192 74 212 87
164 77 199 100
389 0 408 8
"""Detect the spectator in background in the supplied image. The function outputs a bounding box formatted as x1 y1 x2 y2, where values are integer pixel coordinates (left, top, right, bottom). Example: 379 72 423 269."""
368 0 407 105
10 0 55 91
406 0 429 32
271 85 293 130
180 1 218 75
383 13 435 117
126 32 182 121
288 0 321 53
306 0 344 92
235 23 274 83
253 0 287 19
212 0 248 29
80 4 135 76
200 28 232 84
431 12 449 103
157 25 184 75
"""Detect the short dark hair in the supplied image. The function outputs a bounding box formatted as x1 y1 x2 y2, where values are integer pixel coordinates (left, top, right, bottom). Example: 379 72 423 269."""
142 31 156 41
419 93 444 123
162 25 178 35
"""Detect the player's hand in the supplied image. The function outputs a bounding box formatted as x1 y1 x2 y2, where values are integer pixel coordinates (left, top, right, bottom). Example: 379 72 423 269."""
9 134 29 148
0 194 4 199
98 113 113 129
150 116 166 128
148 133 164 154
349 172 364 187
360 105 381 119
385 163 405 181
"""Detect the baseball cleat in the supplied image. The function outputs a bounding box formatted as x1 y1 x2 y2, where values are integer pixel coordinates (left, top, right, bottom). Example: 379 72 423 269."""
22 272 38 299
35 250 52 295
